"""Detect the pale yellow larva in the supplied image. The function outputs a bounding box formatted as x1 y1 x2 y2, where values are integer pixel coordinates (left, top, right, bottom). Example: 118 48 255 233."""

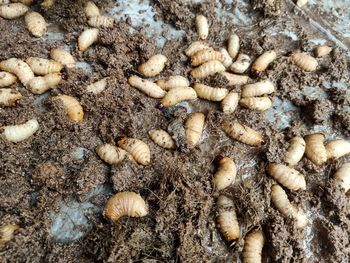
191 60 225 79
96 144 126 165
159 87 197 108
185 41 210 57
271 184 308 228
0 88 22 106
296 0 307 7
52 95 84 122
117 137 151 165
216 195 240 241
148 129 175 149
195 14 208 40
242 229 265 263
214 156 236 190
291 53 318 72
0 224 20 247
191 48 224 66
3 119 39 143
84 1 100 18
221 91 239 114
0 58 34 85
334 163 350 192
220 48 233 68
285 136 306 166
266 163 306 191
26 57 63 75
304 133 327 166
50 48 75 68
241 80 275 98
325 139 350 160
11 0 32 5
86 77 107 94
41 0 54 8
227 33 239 59
230 53 251 74
193 83 228 102
156 75 189 91
128 75 166 99
0 71 17 87
27 73 62 94
219 72 249 86
0 3 28 19
24 11 46 37
138 54 167 78
251 50 277 76
314 45 332 57
88 15 115 28
239 97 272 112
185 112 205 147
222 120 264 146
78 28 99 52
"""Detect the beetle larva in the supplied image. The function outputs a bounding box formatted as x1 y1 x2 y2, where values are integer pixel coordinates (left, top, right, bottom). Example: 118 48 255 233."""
0 71 17 87
239 97 272 112
296 0 307 7
86 77 107 94
117 137 151 165
27 73 62 94
0 0 10 4
220 72 249 86
220 48 233 68
242 229 265 263
304 133 327 165
3 118 39 143
138 54 167 78
104 192 148 221
41 0 54 8
250 50 277 77
25 11 46 37
285 136 306 166
26 57 63 75
222 120 264 146
78 28 99 52
271 184 308 228
0 88 22 106
50 48 75 68
195 14 208 40
128 75 166 99
52 95 84 122
185 41 210 57
193 83 228 102
326 139 350 160
11 0 32 5
0 224 19 246
334 163 350 192
156 75 189 91
191 48 224 66
214 156 236 190
241 80 275 98
230 53 251 74
148 129 175 149
191 60 225 79
0 58 34 85
216 195 240 241
96 144 126 165
85 1 100 18
159 87 197 108
314 45 332 57
266 163 306 191
227 33 239 59
88 15 115 28
291 53 318 72
0 3 28 19
185 112 205 147
221 91 239 114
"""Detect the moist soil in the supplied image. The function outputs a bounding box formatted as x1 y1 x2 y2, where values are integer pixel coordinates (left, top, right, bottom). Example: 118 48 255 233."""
0 0 350 262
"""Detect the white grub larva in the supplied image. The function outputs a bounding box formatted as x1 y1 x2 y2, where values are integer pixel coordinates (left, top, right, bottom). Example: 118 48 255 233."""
285 136 306 166
138 54 167 78
26 57 63 75
0 71 17 87
24 11 46 37
220 48 233 68
86 77 107 94
88 15 115 28
266 163 306 191
291 52 318 72
50 48 75 68
219 72 249 86
78 28 99 52
222 120 264 146
314 45 332 57
3 119 39 143
0 0 10 4
242 229 265 263
0 224 20 247
195 14 209 40
185 112 205 148
326 139 350 160
128 75 166 99
156 75 189 91
250 50 277 76
185 41 210 57
159 87 197 108
239 97 273 112
227 34 239 59
27 73 62 94
104 192 148 221
304 133 327 166
84 1 100 18
116 137 151 165
0 3 28 19
221 91 239 114
216 195 240 241
191 48 224 66
0 88 22 106
96 144 126 165
41 0 54 9
334 163 350 192
214 156 236 190
148 129 175 149
241 80 275 98
0 58 34 85
52 95 84 122
191 60 225 79
193 83 228 102
230 53 251 74
296 0 307 7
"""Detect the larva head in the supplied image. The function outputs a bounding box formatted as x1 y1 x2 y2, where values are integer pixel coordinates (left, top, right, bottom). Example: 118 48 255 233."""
157 103 165 110
115 136 127 146
249 70 260 79
215 155 225 164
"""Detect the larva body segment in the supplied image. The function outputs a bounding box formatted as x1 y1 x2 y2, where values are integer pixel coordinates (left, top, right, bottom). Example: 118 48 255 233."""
191 48 224 66
266 163 306 191
193 83 228 102
0 3 28 19
285 136 306 166
221 91 239 114
159 87 197 108
216 195 240 241
251 50 277 75
230 53 251 74
128 75 166 99
242 229 265 263
27 73 61 94
334 163 350 192
239 97 272 112
185 112 205 147
326 139 350 159
0 71 17 87
148 129 175 149
0 224 19 246
78 28 99 52
214 156 236 190
156 75 189 91
241 80 275 98
86 77 107 94
96 144 126 165
222 121 264 146
0 88 22 106
85 1 100 18
25 11 46 37
0 58 34 85
195 15 209 40
296 0 307 7
191 60 225 79
104 192 148 221
52 95 84 122
304 133 327 165
314 45 332 57
88 15 114 28
26 57 63 75
138 54 167 77
50 48 75 68
3 119 39 143
220 72 249 86
185 41 210 57
220 48 233 68
291 53 318 72
227 34 239 59
117 137 151 165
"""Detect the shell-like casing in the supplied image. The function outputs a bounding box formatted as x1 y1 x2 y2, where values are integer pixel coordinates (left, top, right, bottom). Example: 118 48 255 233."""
148 129 175 149
27 73 61 94
0 58 34 85
52 95 84 122
104 192 148 221
193 83 228 102
117 137 151 165
50 48 75 68
138 54 167 77
156 75 189 91
296 0 307 7
251 50 277 74
285 136 306 166
239 97 272 112
191 60 225 79
220 48 233 68
3 119 39 143
230 53 251 74
0 71 17 87
128 75 166 99
41 0 54 8
191 48 224 66
159 86 197 108
227 34 239 59
326 139 350 160
0 88 22 106
0 3 28 19
291 53 318 72
214 157 236 190
96 144 126 165
221 91 239 114
195 15 208 40
88 15 114 28
219 72 249 86
0 224 19 246
242 229 265 263
84 1 100 18
86 77 107 94
314 45 332 57
185 112 205 147
185 41 210 57
78 28 99 52
26 57 63 75
222 121 264 146
266 163 306 191
24 11 46 37
304 133 327 165
334 163 350 192
216 195 240 241
241 80 275 98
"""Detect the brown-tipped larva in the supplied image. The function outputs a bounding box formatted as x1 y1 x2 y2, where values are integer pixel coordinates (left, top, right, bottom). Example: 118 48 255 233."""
216 195 240 241
193 83 228 102
185 112 205 147
214 156 236 190
78 28 99 52
50 48 75 68
138 54 167 78
0 88 22 106
185 41 210 57
191 48 224 66
86 77 107 94
26 57 63 75
117 137 151 165
239 97 272 112
88 15 115 28
285 136 306 166
128 75 166 99
0 71 17 87
271 184 308 228
241 80 275 98
85 1 100 18
314 45 332 57
195 15 208 40
296 0 307 7
24 11 46 37
291 53 318 72
266 163 306 191
0 3 28 19
3 119 39 143
159 87 197 108
219 72 249 86
41 0 54 8
148 129 175 149
334 163 350 192
220 48 233 68
52 95 84 122
191 60 225 79
230 53 251 74
0 58 34 85
27 73 62 94
104 192 148 221
227 34 239 59
242 229 265 263
0 224 19 246
251 50 277 76
156 75 189 91
304 133 327 165
222 120 264 146
96 144 126 165
326 139 350 160
221 91 239 114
